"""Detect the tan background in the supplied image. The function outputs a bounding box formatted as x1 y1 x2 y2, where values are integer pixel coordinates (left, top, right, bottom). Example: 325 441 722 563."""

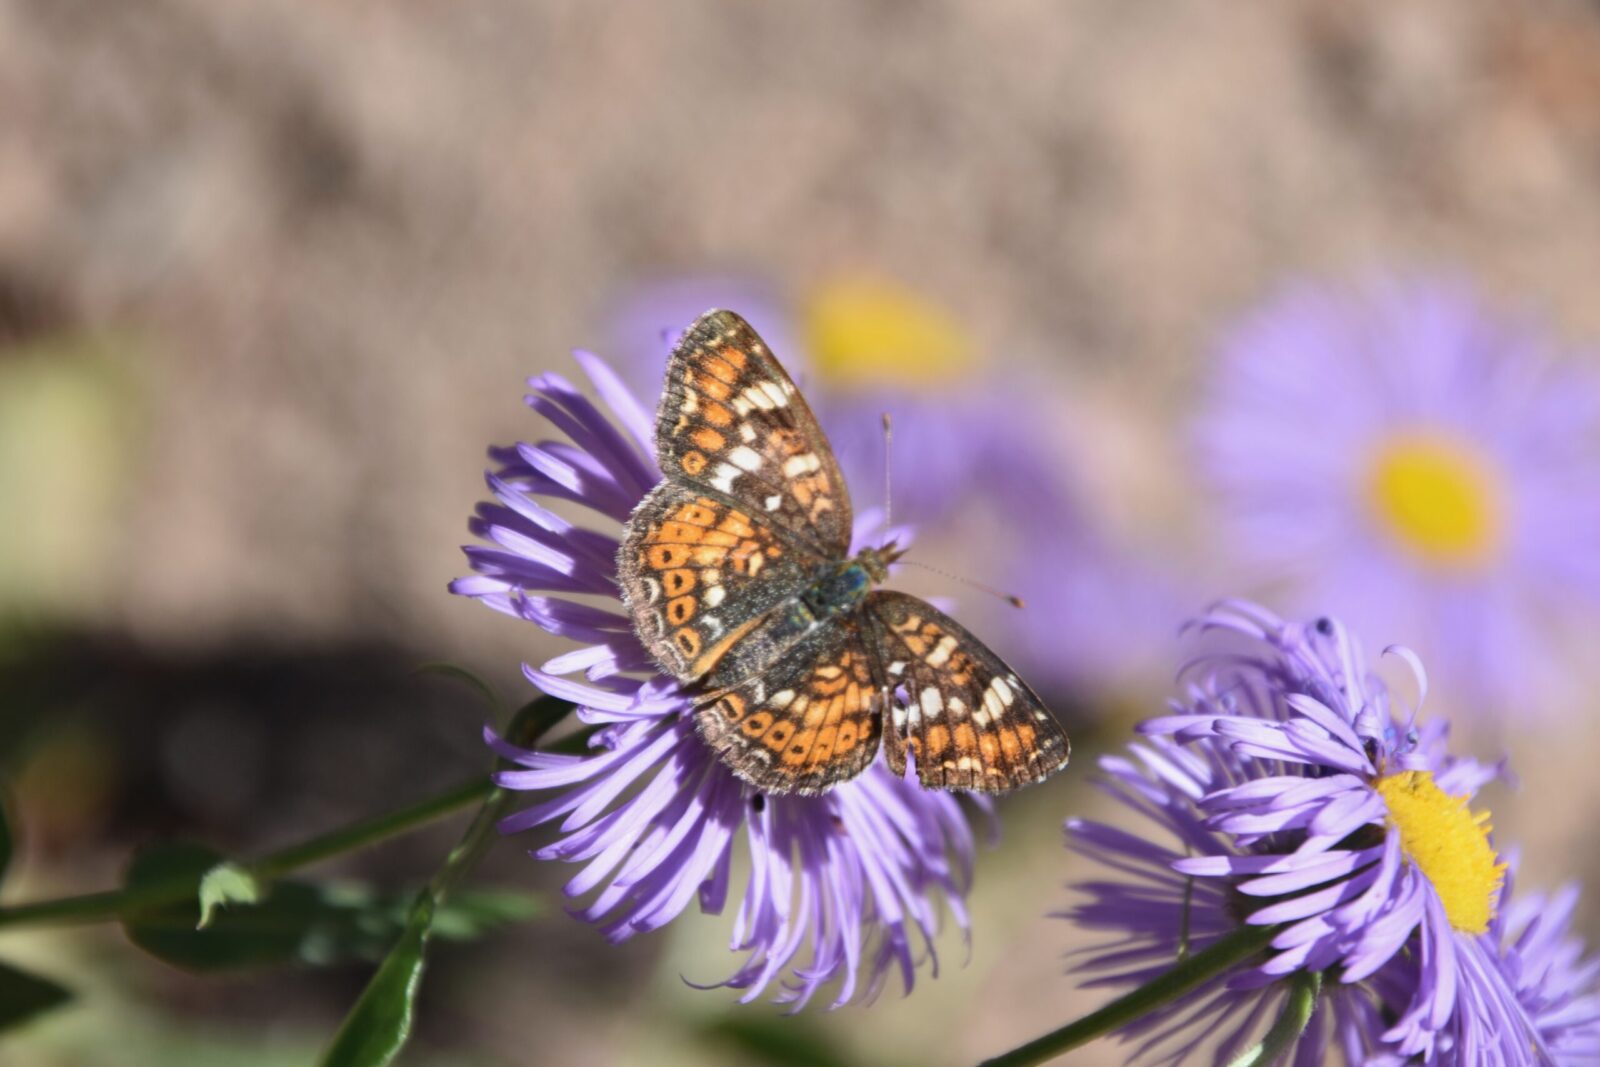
2 2 1599 1064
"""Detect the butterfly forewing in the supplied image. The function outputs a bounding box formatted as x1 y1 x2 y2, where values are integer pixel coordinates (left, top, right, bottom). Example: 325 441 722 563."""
655 310 853 555
865 591 1069 793
695 622 884 795
616 308 1069 797
618 482 823 683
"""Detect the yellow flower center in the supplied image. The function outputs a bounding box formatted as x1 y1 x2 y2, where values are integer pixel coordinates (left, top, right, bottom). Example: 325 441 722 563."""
1374 770 1505 934
1366 433 1506 570
802 276 974 389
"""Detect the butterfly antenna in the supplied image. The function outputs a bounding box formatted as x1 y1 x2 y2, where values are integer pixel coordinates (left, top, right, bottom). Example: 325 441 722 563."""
898 559 1026 610
881 412 894 534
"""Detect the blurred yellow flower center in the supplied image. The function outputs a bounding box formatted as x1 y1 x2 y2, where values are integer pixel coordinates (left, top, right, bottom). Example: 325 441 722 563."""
802 277 974 389
1374 770 1504 934
1366 434 1504 569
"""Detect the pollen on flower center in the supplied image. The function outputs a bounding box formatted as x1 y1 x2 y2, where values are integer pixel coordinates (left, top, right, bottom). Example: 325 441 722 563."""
1374 770 1505 934
802 276 974 389
1366 433 1505 569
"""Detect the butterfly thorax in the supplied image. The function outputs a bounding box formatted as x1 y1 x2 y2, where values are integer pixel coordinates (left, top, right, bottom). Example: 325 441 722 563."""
799 543 904 623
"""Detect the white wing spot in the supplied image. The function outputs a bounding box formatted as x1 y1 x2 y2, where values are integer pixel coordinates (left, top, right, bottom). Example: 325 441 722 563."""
704 586 726 607
709 462 740 493
739 422 758 443
764 494 783 511
782 453 821 477
758 380 789 408
920 686 945 720
982 682 1006 722
925 634 958 668
887 661 906 676
702 615 725 637
993 677 1016 706
738 385 777 412
728 445 763 472
771 689 796 709
949 696 968 718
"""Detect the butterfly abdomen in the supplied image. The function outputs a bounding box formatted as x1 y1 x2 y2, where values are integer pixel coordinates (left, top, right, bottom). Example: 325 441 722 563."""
696 561 871 691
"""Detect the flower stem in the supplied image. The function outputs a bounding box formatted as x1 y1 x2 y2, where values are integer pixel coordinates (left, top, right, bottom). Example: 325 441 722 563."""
0 698 578 931
251 777 494 882
0 777 493 930
976 923 1280 1067
1225 970 1322 1067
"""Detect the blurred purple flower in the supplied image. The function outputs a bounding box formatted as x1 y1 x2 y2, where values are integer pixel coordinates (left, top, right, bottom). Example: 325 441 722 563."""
1198 278 1600 717
1068 602 1529 1062
452 351 984 1007
607 274 1181 697
606 274 1016 526
1467 858 1600 1064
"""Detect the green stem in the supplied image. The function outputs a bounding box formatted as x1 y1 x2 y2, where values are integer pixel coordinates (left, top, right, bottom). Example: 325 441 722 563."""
0 777 492 930
977 923 1280 1067
251 777 494 882
1226 970 1321 1067
0 882 189 930
0 699 579 931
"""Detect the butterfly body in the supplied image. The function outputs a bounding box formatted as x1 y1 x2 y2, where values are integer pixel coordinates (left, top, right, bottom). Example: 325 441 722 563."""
797 549 895 621
617 310 1069 795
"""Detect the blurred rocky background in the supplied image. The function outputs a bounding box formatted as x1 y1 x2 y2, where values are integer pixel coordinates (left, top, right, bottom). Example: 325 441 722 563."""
3 1 1600 1064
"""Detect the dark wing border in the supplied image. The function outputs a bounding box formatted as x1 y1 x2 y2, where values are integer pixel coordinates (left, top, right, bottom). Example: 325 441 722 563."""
654 309 853 556
863 591 1069 793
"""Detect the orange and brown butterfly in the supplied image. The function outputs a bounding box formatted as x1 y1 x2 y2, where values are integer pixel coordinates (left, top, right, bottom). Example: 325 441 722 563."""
616 309 1069 795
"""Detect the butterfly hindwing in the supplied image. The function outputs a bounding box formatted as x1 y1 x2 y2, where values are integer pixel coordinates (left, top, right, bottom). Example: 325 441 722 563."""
616 308 1069 797
618 481 823 684
865 591 1070 793
694 621 884 795
655 310 853 556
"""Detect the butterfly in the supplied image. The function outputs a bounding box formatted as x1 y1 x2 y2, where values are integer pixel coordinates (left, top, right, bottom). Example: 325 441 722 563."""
617 309 1069 795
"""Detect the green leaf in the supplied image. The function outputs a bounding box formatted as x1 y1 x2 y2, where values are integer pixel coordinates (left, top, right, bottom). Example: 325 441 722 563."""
197 862 262 929
0 957 72 1032
320 696 568 1067
424 888 541 939
318 892 433 1067
120 843 538 972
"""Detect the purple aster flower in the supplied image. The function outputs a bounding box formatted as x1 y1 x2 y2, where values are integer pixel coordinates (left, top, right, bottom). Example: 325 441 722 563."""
1066 601 1534 1062
1143 602 1519 1059
1064 731 1412 1065
1198 277 1600 717
451 349 986 1008
1457 856 1600 1064
607 273 1182 697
